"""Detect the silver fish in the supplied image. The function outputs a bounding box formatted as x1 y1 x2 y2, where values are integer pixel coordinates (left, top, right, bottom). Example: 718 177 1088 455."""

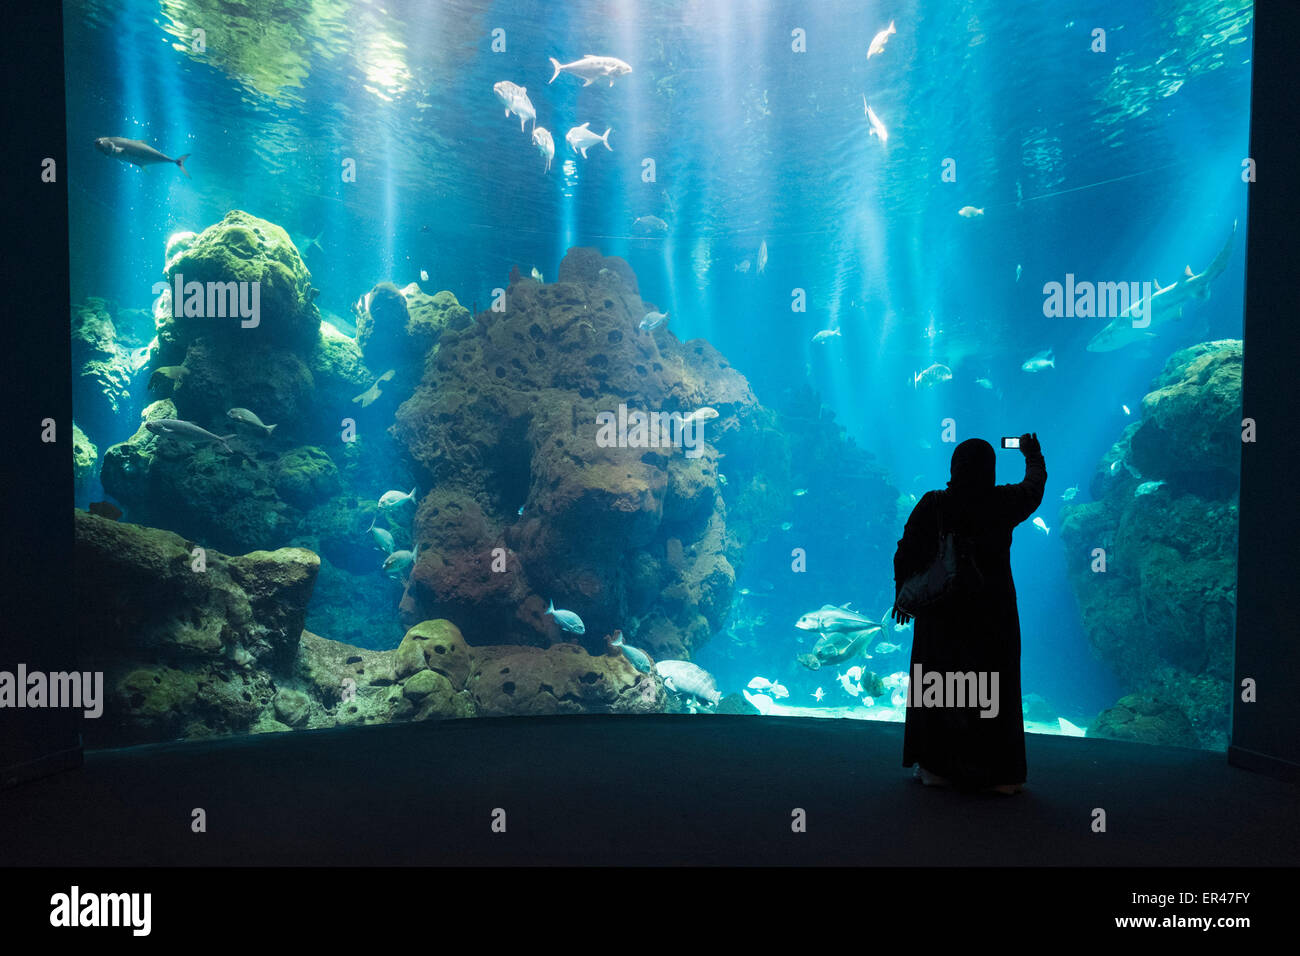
144 418 234 453
94 137 190 177
546 599 586 634
352 369 396 407
226 407 277 438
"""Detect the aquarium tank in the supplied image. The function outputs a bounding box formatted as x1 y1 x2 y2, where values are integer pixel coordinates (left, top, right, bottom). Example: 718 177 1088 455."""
65 0 1252 751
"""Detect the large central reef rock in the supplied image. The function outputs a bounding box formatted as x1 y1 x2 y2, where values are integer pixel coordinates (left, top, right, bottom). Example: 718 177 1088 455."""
391 248 898 660
1060 340 1241 749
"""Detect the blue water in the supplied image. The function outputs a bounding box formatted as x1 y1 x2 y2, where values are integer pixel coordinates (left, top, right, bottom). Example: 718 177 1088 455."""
65 0 1253 734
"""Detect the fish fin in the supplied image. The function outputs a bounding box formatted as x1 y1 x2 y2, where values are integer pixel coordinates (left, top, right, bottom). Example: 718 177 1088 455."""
580 146 589 159
602 128 613 150
519 116 525 132
265 423 277 435
548 57 562 83
579 121 591 129
889 20 896 32
582 77 593 87
547 599 555 615
504 108 510 117
176 154 191 178
408 487 416 499
1185 265 1194 277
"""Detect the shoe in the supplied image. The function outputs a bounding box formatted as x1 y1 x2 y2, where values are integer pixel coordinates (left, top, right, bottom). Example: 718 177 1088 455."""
917 765 951 787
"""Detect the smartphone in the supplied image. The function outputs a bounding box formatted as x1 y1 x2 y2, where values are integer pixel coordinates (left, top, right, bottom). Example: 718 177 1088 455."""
1001 437 1020 449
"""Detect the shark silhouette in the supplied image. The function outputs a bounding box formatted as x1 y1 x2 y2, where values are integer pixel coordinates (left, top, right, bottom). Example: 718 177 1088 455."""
1087 220 1237 352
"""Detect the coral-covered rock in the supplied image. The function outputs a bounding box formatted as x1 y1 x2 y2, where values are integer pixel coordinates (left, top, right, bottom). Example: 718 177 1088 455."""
73 422 98 494
465 642 664 716
1090 693 1199 748
274 446 342 509
355 282 469 397
72 297 146 443
159 210 321 350
1061 341 1240 750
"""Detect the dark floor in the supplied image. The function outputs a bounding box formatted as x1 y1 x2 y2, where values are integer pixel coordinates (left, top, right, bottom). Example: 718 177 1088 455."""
3 715 1297 866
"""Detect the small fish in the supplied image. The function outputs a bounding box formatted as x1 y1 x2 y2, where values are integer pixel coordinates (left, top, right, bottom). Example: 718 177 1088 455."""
1032 516 1050 536
366 515 395 554
226 407 277 438
793 488 808 497
757 239 768 274
974 377 994 390
913 363 953 389
1061 485 1079 501
639 310 670 332
88 500 123 521
94 136 190 177
769 682 789 700
1016 263 1022 282
780 522 793 531
378 487 417 511
531 127 555 173
747 677 776 691
867 20 896 58
683 406 719 425
531 266 543 283
812 328 841 344
743 690 775 715
1122 404 1131 416
144 418 235 453
517 505 525 516
565 122 613 158
546 599 586 634
1134 480 1167 497
882 671 909 691
957 206 984 218
548 54 633 87
492 80 535 131
633 215 669 236
352 369 396 407
420 269 429 282
611 631 652 672
382 547 416 578
837 671 863 697
147 365 189 392
890 690 907 707
863 99 888 144
875 641 902 655
734 259 751 274
1021 348 1055 373
292 230 324 256
812 687 826 702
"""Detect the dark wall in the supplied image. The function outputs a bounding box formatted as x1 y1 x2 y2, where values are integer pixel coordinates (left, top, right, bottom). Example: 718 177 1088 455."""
1229 0 1300 779
0 2 81 786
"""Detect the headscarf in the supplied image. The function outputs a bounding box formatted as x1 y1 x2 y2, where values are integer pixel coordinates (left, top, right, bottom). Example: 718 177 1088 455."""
946 438 996 494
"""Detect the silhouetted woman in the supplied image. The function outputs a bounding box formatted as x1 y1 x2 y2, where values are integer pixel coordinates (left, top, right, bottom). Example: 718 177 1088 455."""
893 434 1046 794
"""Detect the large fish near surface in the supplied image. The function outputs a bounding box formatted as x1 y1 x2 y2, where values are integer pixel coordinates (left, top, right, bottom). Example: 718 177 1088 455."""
531 126 555 173
1087 221 1237 352
548 54 632 87
795 603 880 634
94 137 190 177
492 81 535 131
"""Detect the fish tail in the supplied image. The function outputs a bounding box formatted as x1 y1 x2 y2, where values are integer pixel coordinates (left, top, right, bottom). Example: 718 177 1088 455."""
408 487 416 500
548 57 562 83
602 128 613 150
176 154 191 178
888 20 896 33
265 423 277 436
546 599 555 615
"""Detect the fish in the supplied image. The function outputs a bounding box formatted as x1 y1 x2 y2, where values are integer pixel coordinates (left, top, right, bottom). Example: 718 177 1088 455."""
546 599 586 634
144 418 235 453
874 641 902 655
974 377 994 390
780 522 793 531
656 660 722 706
812 328 841 344
957 206 984 218
747 677 776 691
812 687 825 702
793 488 808 496
639 310 670 332
1016 263 1022 282
1135 480 1167 497
863 99 888 144
1032 517 1050 536
531 267 544 283
548 54 633 87
1087 221 1237 352
769 682 789 699
94 137 190 177
867 20 896 58
1058 717 1087 737
366 515 395 554
352 369 396 407
890 690 907 707
913 363 953 389
757 239 768 274
565 123 613 158
882 672 909 691
292 230 324 256
1021 348 1055 372
633 215 669 236
743 690 775 715
1122 404 1131 416
837 671 864 697
734 260 751 274
492 80 535 131
611 631 653 672
1061 485 1079 501
147 365 188 392
88 500 122 521
516 505 525 516
796 603 879 634
531 127 555 173
683 406 719 425
378 487 417 511
226 407 277 438
382 547 416 578
420 269 429 282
